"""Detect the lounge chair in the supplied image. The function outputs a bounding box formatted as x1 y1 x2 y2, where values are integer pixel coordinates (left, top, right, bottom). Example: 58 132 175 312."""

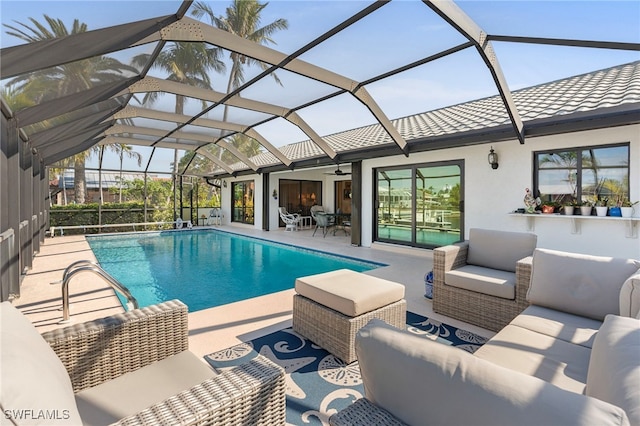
0 299 286 425
175 217 193 229
432 228 537 331
310 205 334 237
206 208 222 225
278 207 301 231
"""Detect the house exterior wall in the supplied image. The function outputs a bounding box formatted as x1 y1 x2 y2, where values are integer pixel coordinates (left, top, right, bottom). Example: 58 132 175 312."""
362 124 639 259
223 123 639 259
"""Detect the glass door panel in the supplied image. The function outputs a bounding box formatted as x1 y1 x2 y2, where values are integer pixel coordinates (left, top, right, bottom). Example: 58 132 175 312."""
278 179 322 227
280 180 300 214
375 162 463 248
300 181 321 216
376 168 413 243
415 165 461 247
335 180 352 214
232 181 254 224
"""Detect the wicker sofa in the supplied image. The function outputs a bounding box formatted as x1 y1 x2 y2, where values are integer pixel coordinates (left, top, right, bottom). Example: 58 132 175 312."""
433 228 537 331
0 299 286 425
330 249 640 426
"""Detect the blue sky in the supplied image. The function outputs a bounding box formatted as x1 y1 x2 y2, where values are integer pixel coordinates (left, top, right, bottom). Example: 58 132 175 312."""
1 1 639 173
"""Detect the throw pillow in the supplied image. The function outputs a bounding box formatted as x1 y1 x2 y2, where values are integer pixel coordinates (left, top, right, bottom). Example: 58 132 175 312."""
586 314 640 426
356 319 629 426
620 271 640 318
466 228 536 272
527 248 640 320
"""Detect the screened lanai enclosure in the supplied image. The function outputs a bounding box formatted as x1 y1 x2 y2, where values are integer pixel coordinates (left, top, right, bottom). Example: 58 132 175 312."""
1 0 639 300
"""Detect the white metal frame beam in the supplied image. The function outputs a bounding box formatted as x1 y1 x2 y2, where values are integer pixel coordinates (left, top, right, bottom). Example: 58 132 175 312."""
100 135 236 175
137 17 407 155
104 124 260 172
423 0 525 144
112 106 288 168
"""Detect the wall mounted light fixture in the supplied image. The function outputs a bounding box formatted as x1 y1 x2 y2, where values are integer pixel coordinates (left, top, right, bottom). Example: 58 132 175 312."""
222 180 227 188
272 189 278 200
488 146 499 170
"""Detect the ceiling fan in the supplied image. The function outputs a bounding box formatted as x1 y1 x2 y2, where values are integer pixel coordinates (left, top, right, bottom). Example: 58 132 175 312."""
324 164 351 176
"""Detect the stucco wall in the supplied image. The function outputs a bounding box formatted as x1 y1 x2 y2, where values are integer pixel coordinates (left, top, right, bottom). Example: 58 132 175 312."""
362 124 639 259
224 123 639 259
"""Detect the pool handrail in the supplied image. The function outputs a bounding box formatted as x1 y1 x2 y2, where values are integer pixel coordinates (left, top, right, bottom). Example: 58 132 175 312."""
49 221 182 237
59 260 139 323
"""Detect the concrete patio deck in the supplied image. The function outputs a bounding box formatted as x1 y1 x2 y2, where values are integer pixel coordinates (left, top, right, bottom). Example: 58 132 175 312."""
13 224 495 360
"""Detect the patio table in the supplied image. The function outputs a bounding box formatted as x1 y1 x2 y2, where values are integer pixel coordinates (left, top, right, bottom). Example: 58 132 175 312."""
323 213 351 235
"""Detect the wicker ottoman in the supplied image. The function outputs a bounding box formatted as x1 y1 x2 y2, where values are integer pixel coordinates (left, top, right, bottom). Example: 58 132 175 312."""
292 269 406 364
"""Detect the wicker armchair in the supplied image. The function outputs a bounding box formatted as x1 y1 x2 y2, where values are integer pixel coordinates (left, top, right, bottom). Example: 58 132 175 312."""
432 229 536 332
278 206 301 231
38 300 286 425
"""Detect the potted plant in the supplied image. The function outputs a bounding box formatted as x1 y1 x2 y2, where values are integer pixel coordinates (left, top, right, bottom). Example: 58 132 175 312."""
594 198 608 217
563 198 578 215
539 195 559 214
541 203 556 214
579 200 593 216
618 198 638 218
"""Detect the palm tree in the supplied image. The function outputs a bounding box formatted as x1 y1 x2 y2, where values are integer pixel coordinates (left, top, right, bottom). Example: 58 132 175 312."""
0 85 36 112
4 15 139 203
48 159 72 206
191 0 288 155
131 40 226 217
113 144 143 202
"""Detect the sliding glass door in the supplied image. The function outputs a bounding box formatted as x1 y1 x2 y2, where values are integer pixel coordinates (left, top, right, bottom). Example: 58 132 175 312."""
232 181 254 224
279 179 322 218
375 161 463 248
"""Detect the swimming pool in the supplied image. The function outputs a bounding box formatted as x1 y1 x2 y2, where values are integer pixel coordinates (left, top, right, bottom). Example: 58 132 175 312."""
87 229 383 312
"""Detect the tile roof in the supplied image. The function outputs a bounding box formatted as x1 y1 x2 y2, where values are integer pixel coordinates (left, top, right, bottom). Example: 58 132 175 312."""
226 61 640 173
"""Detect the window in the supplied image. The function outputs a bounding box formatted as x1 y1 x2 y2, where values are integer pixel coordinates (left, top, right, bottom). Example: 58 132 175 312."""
534 143 630 206
232 181 254 224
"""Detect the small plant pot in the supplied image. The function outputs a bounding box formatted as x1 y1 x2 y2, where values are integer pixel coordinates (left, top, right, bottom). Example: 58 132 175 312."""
621 207 634 218
579 206 593 216
563 206 575 215
609 207 622 217
541 205 555 214
595 206 608 217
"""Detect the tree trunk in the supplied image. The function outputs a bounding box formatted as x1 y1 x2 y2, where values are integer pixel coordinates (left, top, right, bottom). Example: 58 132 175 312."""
173 95 185 220
119 151 124 203
74 157 86 204
61 169 68 205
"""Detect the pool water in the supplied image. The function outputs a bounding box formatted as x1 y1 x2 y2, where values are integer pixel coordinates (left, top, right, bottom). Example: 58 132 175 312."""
87 230 382 312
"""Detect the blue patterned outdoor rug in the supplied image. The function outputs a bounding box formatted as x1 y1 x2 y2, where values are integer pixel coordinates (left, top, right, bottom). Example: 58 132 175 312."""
205 312 487 425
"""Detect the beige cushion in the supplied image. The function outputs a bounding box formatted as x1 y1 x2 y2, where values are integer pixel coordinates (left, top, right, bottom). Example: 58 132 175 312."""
356 319 629 426
620 272 640 318
466 228 537 272
527 248 640 321
587 315 640 426
445 265 515 299
474 323 591 393
295 269 404 317
511 305 602 349
76 351 217 425
0 302 82 425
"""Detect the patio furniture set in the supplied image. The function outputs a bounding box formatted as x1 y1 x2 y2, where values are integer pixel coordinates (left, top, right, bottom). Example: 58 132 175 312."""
279 205 351 236
2 228 638 425
327 235 640 426
310 205 351 237
1 299 285 425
